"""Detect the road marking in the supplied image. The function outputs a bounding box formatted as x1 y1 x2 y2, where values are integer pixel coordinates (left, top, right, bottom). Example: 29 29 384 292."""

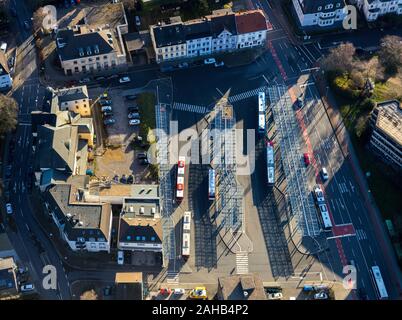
216 87 223 96
361 279 365 288
25 223 30 231
369 245 374 255
358 216 362 224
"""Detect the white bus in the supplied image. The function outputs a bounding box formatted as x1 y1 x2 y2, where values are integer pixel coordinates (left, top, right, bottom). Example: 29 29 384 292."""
370 266 388 299
208 168 215 200
267 141 275 186
176 156 186 201
318 203 332 230
258 92 266 134
182 211 191 259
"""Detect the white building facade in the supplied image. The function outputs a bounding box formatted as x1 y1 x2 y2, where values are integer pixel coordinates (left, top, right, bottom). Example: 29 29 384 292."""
292 0 347 28
358 0 402 22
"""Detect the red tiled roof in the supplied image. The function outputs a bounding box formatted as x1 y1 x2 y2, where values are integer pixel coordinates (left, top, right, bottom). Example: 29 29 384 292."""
235 10 267 34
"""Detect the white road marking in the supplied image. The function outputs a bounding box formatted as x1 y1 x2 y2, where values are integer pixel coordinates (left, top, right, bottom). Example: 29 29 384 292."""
369 246 374 255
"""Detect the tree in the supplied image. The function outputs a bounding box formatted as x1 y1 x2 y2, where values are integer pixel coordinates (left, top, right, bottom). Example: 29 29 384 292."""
320 43 356 74
378 35 402 76
80 289 98 300
32 7 46 35
0 94 18 136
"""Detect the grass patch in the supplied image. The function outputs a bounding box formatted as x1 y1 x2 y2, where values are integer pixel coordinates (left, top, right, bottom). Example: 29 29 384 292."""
137 92 156 144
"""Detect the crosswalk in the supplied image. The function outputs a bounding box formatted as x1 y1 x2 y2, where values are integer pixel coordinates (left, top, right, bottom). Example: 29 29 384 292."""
355 229 367 241
172 86 267 115
228 87 267 104
236 252 249 275
166 271 179 284
172 102 207 114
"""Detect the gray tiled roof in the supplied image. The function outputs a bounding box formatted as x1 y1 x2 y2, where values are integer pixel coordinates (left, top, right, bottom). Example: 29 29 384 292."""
57 86 88 103
152 23 186 48
46 184 111 242
56 28 114 61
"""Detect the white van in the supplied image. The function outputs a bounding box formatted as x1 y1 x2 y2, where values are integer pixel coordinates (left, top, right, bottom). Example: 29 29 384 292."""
320 167 329 181
0 42 7 53
117 251 124 265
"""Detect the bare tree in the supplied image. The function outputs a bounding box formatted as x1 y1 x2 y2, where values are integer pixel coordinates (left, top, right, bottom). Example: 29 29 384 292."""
0 94 18 137
320 42 356 74
80 289 98 300
32 7 46 35
378 35 402 75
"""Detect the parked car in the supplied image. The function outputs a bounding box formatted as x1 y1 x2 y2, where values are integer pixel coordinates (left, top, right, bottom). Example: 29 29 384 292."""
128 106 139 112
0 42 7 53
8 56 15 69
129 119 140 126
135 16 141 27
178 62 189 69
128 112 140 119
119 76 131 83
78 78 91 84
320 167 329 181
127 175 134 184
214 61 224 67
17 266 28 274
95 76 106 81
120 174 127 183
268 292 283 300
117 251 124 265
173 288 186 295
303 153 310 166
20 283 35 292
125 95 137 100
6 203 13 215
137 152 147 160
99 99 112 106
139 158 149 165
104 118 115 125
101 105 112 112
103 111 114 117
313 291 328 300
204 58 216 65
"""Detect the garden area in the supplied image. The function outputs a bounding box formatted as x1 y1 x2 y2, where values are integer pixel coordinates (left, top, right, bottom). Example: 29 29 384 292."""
320 37 402 264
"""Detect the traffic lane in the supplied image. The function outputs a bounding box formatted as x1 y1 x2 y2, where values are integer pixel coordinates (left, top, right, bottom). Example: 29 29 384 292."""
301 89 394 297
337 236 377 300
170 58 274 106
269 39 302 77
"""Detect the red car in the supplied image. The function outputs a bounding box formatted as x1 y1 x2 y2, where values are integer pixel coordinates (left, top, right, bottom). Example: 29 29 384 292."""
303 153 310 166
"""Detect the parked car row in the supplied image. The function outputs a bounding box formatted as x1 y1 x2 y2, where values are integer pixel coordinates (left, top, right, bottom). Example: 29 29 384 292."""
126 98 141 126
113 174 135 184
99 93 116 126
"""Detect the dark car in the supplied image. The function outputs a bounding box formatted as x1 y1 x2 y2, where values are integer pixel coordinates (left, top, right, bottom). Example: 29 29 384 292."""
127 175 134 184
139 158 149 165
103 110 114 117
23 20 30 30
128 106 139 113
358 288 368 300
120 174 127 184
95 76 106 81
125 95 137 100
137 152 147 160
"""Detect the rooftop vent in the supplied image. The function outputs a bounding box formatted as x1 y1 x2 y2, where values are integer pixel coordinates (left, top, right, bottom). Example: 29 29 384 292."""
78 47 84 57
151 207 156 214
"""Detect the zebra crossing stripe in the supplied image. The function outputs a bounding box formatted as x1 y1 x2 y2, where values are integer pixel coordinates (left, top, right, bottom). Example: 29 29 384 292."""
173 102 207 114
167 271 179 283
236 252 249 274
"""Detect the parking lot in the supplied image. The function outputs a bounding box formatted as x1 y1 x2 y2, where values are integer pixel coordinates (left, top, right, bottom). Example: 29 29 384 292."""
88 87 154 183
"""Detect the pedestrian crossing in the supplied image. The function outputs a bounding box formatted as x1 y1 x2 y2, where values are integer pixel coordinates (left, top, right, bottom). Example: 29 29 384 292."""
228 86 267 104
166 271 179 284
236 252 249 275
355 229 367 241
172 102 207 114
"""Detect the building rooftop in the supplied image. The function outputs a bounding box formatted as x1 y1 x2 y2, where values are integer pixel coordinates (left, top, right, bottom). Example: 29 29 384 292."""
114 272 143 300
374 100 402 147
235 10 267 34
57 86 89 103
218 274 266 300
152 23 186 48
46 184 112 242
56 26 116 61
